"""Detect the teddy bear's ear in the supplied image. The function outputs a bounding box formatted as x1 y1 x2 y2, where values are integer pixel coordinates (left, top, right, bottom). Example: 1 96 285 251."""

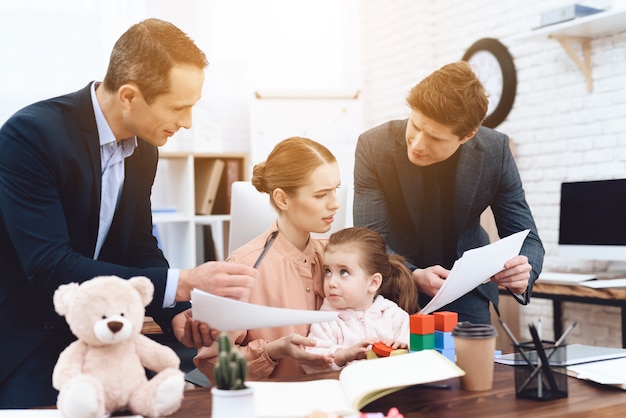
53 283 80 316
128 276 155 307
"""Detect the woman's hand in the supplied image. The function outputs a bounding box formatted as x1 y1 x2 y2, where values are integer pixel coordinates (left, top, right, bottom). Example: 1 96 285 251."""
266 333 333 370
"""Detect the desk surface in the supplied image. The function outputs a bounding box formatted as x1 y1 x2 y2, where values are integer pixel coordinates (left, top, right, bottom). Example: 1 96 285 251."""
173 363 626 418
532 281 626 301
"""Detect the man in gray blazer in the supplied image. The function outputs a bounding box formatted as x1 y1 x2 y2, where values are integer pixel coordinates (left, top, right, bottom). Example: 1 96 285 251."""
353 62 544 324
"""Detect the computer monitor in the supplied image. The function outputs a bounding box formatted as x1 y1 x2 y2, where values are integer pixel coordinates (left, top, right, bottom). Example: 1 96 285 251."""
558 179 626 262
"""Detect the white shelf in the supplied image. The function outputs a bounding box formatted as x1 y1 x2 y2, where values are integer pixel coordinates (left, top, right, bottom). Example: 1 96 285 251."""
151 152 248 268
194 214 231 225
511 8 626 92
152 211 189 223
518 8 626 40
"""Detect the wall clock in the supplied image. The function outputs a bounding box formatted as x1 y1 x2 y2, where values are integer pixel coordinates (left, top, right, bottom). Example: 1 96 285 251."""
462 38 517 129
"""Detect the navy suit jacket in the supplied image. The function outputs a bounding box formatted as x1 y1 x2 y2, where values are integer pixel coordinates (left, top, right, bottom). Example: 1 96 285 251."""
353 119 544 323
0 84 189 387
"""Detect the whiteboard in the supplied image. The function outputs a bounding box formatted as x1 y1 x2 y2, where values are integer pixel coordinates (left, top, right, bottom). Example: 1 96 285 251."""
249 97 363 185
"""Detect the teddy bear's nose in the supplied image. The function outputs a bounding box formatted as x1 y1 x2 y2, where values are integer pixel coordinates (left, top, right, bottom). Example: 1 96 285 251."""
108 321 123 333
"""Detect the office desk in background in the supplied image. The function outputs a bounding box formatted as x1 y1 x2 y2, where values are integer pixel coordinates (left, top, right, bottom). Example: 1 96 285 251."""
530 281 626 348
172 363 626 417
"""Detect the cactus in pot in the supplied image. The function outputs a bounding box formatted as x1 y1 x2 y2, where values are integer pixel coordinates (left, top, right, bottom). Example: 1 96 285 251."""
214 333 248 390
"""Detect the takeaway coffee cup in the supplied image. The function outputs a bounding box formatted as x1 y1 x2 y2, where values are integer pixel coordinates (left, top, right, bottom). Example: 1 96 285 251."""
452 322 498 391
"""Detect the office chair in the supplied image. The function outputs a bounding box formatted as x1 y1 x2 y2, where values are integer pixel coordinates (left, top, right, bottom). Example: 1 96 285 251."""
227 181 352 257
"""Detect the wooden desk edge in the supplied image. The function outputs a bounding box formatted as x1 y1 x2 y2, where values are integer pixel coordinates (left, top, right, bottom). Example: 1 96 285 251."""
174 363 626 417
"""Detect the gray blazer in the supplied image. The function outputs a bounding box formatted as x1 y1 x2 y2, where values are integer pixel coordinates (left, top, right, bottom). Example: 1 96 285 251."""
353 119 544 323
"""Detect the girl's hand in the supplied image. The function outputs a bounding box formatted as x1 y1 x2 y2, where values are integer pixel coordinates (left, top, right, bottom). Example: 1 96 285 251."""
266 333 333 369
333 339 377 368
380 340 408 350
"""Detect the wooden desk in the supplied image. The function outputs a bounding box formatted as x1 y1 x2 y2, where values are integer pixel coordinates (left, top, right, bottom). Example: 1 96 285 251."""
141 317 162 334
529 282 626 347
172 363 626 417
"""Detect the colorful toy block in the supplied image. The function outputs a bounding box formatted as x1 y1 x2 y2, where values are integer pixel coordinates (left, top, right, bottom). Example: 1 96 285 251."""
434 330 455 350
410 333 434 351
367 345 409 359
366 349 379 360
410 314 435 335
436 347 456 362
372 342 394 357
433 311 458 332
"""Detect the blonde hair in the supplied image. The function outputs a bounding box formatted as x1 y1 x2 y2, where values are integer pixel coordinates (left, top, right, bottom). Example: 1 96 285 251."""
325 227 420 314
251 137 337 210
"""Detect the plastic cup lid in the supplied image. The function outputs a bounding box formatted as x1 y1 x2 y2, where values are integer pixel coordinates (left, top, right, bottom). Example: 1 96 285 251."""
452 321 498 338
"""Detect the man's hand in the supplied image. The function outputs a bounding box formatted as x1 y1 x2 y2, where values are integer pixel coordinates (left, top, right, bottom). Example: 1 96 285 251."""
491 255 531 295
171 309 221 348
176 261 258 302
412 265 450 297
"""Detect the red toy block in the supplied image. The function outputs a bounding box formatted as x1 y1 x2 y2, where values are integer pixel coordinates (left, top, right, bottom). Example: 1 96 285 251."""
410 314 435 335
372 342 394 357
433 311 458 332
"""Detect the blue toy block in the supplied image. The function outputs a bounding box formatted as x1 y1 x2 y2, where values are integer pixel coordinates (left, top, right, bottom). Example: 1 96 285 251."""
434 330 455 350
436 347 456 362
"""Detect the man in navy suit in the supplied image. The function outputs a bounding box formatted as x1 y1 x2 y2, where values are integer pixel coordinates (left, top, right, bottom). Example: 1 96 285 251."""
353 61 544 325
0 19 257 408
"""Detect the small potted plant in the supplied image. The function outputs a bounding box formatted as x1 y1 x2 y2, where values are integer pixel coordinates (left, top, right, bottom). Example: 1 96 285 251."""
211 333 256 418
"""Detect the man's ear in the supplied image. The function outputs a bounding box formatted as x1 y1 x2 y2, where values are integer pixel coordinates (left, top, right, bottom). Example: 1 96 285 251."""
460 129 477 144
272 188 288 211
118 83 141 109
369 272 382 293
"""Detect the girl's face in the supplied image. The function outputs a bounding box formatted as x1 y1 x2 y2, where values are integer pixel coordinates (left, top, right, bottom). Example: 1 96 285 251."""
280 162 341 235
323 245 381 311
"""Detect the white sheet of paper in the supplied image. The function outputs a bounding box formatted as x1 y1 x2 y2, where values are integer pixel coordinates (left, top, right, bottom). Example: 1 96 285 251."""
569 357 626 385
580 278 626 288
420 229 530 315
191 289 338 331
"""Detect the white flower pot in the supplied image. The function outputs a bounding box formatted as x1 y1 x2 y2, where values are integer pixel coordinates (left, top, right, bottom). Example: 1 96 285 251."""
211 386 256 418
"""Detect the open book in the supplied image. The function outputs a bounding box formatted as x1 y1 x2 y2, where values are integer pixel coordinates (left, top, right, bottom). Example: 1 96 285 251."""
247 350 464 418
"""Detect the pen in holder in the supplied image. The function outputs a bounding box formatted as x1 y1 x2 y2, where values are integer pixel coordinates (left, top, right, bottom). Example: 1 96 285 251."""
514 335 568 400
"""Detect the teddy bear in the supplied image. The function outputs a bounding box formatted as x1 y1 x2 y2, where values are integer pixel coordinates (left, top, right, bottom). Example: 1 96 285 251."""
52 275 185 418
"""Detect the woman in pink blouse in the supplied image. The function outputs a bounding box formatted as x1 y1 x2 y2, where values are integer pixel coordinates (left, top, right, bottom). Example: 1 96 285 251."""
194 136 341 380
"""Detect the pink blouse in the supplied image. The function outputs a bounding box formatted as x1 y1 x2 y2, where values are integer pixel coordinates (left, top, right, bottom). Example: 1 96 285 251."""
194 223 326 380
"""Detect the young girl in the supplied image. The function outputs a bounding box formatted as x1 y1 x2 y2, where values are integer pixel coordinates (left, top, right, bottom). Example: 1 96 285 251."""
304 226 419 371
194 136 341 380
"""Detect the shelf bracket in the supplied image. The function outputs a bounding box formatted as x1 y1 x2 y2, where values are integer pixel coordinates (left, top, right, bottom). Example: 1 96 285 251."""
550 34 593 92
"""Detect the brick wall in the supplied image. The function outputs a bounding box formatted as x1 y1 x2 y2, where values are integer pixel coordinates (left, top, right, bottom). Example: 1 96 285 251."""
357 0 626 347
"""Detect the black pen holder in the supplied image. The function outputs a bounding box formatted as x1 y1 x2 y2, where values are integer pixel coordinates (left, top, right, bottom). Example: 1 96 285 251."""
514 341 568 400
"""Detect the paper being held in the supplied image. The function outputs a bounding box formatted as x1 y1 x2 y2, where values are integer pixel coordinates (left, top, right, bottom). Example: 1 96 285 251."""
420 229 530 314
191 289 338 331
